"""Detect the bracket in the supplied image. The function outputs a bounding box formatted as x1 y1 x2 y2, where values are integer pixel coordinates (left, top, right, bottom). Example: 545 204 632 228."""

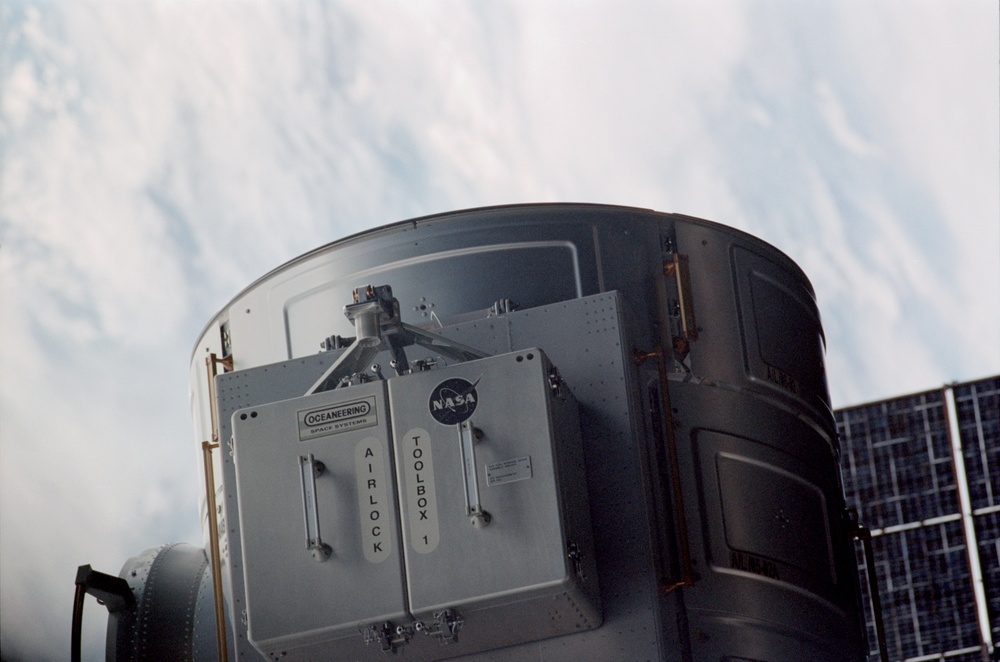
307 285 488 396
416 609 464 644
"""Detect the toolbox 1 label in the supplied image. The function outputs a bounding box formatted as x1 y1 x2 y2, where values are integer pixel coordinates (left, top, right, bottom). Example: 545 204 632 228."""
401 428 440 554
298 396 377 440
428 377 478 425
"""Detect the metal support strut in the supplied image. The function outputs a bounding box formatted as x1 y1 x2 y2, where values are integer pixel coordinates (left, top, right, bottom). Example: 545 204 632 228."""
306 285 488 396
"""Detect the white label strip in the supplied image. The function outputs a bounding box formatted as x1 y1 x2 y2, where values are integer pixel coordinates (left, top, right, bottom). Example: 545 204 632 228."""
487 456 533 487
355 438 391 563
401 428 440 554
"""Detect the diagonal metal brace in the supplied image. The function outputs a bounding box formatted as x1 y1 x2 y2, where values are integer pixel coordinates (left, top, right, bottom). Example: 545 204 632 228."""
307 285 487 395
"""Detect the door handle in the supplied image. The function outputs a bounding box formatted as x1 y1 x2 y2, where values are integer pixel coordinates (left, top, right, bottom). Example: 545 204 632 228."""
299 454 332 561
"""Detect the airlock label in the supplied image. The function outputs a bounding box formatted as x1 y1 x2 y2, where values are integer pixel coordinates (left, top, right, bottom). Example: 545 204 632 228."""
355 439 391 563
401 428 439 553
298 396 377 440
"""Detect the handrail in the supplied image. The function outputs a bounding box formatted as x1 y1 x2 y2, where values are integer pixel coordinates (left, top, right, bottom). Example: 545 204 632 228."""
635 347 695 594
202 441 229 662
205 353 233 442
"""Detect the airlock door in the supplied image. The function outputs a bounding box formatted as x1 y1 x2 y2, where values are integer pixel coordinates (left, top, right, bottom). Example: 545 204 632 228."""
388 349 601 653
231 381 407 658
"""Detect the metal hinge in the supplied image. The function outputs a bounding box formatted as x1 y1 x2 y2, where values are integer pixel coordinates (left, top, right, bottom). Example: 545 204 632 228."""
548 365 567 399
361 621 413 654
568 542 586 580
664 253 697 341
488 298 519 316
415 609 464 644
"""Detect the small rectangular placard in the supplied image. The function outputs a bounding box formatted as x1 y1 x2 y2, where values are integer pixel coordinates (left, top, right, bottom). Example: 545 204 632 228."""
298 396 378 440
487 456 532 487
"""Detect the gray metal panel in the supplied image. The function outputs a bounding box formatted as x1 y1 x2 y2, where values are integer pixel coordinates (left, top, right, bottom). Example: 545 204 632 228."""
109 544 217 662
282 241 585 359
196 205 833 440
387 350 601 656
670 380 863 662
215 292 667 661
216 356 344 662
435 293 670 661
231 382 408 658
209 287 860 661
731 245 833 429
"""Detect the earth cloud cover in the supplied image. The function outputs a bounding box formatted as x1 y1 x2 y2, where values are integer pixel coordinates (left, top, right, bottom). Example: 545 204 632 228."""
1 2 997 660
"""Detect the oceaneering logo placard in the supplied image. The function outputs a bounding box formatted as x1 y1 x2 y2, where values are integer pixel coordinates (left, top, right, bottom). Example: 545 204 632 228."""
298 396 377 440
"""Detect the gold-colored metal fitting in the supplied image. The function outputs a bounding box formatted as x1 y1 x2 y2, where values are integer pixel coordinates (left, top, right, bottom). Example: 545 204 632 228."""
634 346 695 595
201 441 228 662
664 253 697 341
205 353 233 442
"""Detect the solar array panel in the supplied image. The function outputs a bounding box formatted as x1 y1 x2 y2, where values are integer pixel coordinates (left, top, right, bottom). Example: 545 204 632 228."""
955 377 1000 650
837 376 999 661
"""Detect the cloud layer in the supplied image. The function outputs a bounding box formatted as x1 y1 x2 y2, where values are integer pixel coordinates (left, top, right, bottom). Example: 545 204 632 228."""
1 2 997 660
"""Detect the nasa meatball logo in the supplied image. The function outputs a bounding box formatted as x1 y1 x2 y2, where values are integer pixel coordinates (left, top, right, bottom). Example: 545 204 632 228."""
429 377 478 425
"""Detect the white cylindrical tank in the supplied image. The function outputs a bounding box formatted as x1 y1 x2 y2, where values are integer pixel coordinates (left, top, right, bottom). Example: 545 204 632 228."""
111 204 867 661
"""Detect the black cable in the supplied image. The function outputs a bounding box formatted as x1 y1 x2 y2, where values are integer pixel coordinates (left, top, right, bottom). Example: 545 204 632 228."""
72 564 135 661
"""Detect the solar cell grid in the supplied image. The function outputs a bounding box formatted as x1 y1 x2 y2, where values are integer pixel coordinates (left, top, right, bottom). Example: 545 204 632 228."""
956 378 1000 512
837 379 999 661
974 511 1000 644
